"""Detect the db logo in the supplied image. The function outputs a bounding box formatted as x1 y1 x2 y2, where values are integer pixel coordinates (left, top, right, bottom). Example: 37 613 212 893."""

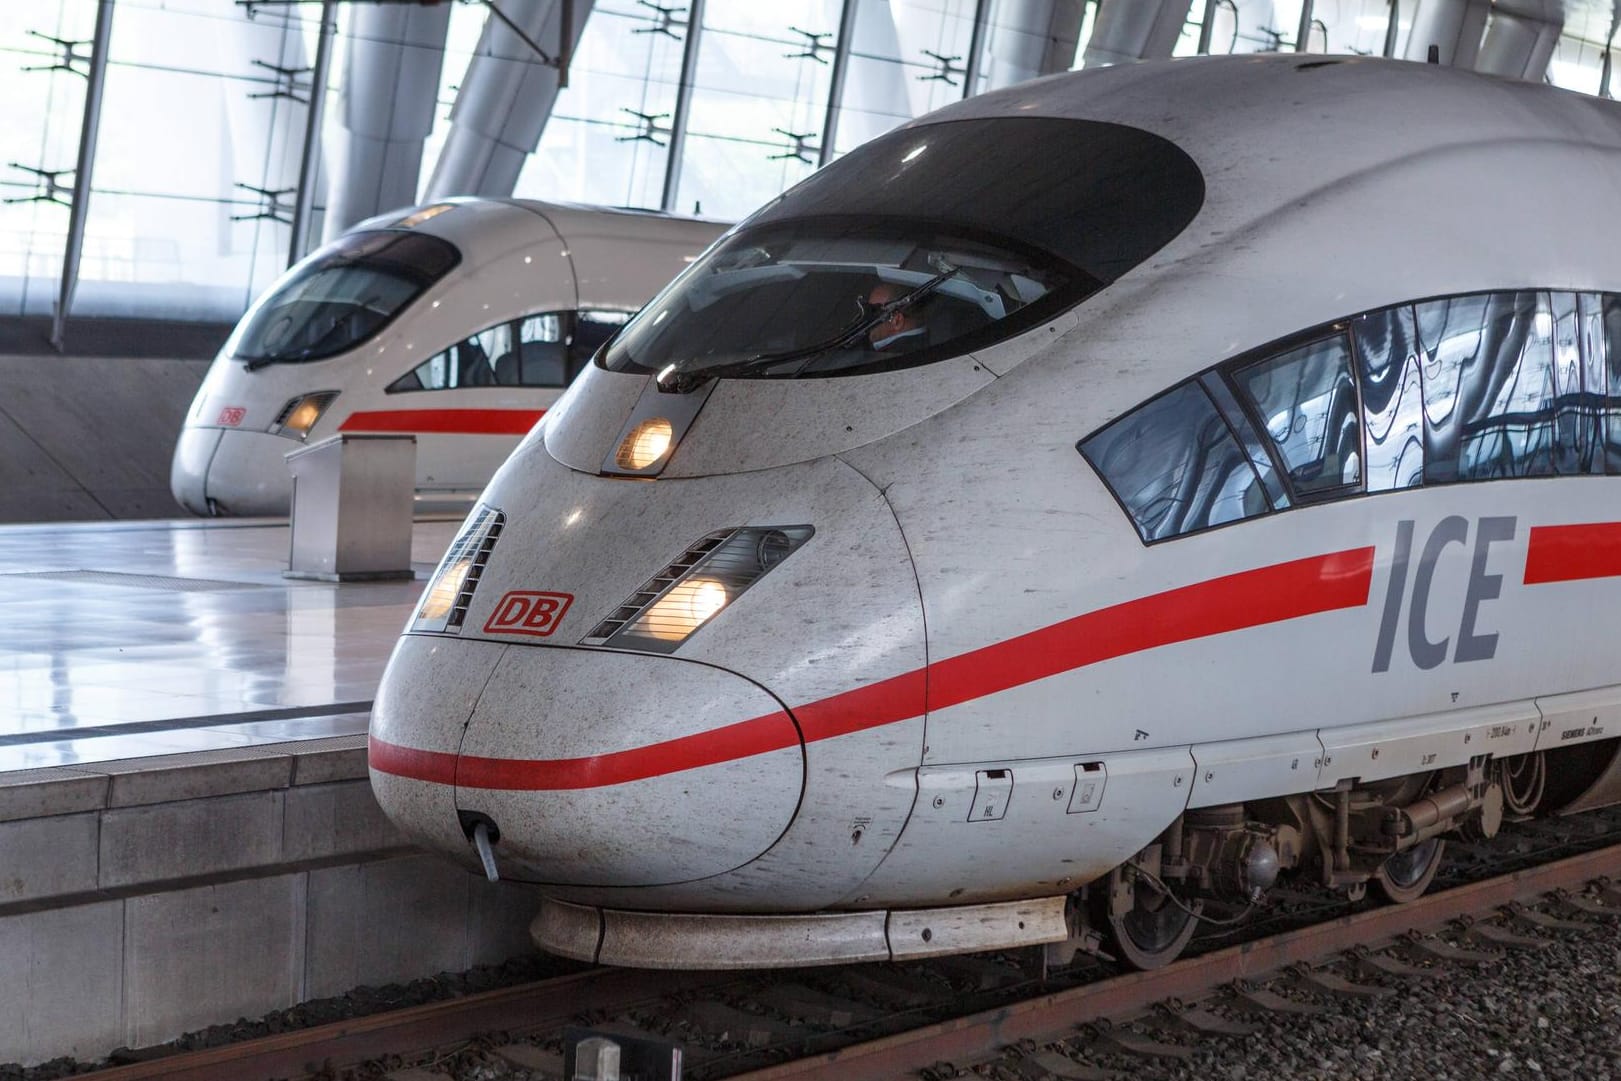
483 591 573 637
216 406 247 427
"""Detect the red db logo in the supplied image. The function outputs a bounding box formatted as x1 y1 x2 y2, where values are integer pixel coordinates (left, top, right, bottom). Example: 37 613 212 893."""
483 591 574 637
217 406 247 427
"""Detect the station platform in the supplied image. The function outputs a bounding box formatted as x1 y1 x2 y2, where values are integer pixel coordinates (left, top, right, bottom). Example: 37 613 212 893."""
0 515 460 772
0 515 549 1068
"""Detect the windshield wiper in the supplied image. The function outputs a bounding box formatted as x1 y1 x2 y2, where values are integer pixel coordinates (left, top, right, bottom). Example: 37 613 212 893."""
656 263 960 393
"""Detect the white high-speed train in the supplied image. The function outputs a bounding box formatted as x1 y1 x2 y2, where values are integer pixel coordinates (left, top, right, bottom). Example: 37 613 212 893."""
171 200 725 516
368 56 1621 970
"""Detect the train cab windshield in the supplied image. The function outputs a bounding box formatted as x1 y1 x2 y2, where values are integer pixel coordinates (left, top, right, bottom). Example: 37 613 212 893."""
603 115 1203 385
226 230 461 368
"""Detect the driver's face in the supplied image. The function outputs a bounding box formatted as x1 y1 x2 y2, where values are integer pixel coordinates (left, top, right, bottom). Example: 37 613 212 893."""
865 284 907 345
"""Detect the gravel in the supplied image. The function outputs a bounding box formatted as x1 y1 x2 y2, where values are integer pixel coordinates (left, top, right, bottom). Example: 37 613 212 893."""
1067 917 1621 1081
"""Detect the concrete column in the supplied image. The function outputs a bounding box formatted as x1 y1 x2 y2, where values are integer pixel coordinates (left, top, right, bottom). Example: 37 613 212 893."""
322 2 452 240
978 0 1087 91
424 0 595 200
1081 0 1192 68
1476 1 1564 81
1402 0 1490 67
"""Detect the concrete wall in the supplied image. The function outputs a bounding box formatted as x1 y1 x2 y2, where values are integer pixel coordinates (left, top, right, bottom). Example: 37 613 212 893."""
0 736 545 1067
0 354 209 523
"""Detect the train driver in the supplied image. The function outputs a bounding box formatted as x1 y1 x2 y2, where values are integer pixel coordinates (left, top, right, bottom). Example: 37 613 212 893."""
865 282 930 353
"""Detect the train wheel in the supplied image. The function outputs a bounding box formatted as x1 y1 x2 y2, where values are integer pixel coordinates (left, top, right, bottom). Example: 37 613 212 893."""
1373 837 1444 903
1091 866 1200 969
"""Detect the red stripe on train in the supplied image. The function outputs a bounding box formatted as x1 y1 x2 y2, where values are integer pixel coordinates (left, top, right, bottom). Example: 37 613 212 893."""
338 408 545 436
1523 522 1621 585
371 546 1375 790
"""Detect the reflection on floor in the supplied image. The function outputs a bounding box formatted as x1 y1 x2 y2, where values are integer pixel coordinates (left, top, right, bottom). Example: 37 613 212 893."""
0 517 459 772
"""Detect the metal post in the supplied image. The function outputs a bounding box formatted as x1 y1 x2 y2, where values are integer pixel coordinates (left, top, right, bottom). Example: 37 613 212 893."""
1196 0 1218 53
1383 0 1400 58
288 0 336 267
961 0 991 98
1294 0 1314 51
660 0 705 212
559 0 573 87
51 0 115 353
818 0 860 167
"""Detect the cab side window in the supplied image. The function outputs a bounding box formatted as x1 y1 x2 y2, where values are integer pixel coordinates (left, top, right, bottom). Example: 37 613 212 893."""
1080 382 1269 542
1231 333 1361 499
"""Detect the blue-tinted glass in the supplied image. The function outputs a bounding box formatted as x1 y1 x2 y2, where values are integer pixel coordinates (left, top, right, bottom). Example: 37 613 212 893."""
1081 382 1266 542
1418 291 1554 481
1233 334 1361 498
1354 305 1424 490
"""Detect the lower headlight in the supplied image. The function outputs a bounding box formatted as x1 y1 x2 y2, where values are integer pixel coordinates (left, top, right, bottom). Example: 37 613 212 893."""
412 505 504 634
586 525 814 652
271 390 340 439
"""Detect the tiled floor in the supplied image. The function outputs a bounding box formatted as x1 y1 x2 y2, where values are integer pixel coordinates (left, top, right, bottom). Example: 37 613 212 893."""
0 517 460 772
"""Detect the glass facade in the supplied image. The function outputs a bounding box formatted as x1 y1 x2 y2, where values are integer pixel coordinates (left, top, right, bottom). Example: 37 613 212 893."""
3 1 1621 328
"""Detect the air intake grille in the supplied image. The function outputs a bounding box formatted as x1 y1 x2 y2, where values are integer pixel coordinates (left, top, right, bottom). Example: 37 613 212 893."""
411 504 505 635
447 508 503 630
583 530 732 644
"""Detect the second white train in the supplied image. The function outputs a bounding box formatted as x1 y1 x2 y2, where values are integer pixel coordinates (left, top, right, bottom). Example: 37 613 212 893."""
171 199 724 516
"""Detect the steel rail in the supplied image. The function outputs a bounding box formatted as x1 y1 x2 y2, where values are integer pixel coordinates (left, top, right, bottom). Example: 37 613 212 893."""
80 967 737 1081
729 842 1621 1081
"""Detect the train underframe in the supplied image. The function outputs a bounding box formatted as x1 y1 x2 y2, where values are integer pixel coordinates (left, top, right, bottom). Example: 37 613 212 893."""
1078 739 1615 969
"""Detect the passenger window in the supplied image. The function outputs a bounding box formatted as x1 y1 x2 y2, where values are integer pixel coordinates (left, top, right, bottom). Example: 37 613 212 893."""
1353 306 1423 491
1600 294 1621 473
1080 382 1268 543
572 310 631 372
1417 291 1555 481
509 314 567 387
1232 334 1361 498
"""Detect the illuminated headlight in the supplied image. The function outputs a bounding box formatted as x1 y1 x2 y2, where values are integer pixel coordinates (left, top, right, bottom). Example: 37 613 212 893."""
615 416 674 471
271 391 339 439
412 505 504 634
585 525 814 652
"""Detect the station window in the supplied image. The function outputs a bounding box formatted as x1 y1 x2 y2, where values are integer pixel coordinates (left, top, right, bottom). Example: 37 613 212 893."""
387 310 631 393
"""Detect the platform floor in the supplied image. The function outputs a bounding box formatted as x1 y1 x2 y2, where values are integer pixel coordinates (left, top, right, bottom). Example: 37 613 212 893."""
0 517 458 773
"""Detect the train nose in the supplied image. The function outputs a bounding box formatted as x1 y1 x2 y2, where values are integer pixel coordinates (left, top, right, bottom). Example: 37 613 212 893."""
370 636 804 888
170 426 296 516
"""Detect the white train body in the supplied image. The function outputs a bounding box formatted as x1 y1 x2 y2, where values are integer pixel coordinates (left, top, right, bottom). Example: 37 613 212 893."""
369 57 1621 969
171 200 725 516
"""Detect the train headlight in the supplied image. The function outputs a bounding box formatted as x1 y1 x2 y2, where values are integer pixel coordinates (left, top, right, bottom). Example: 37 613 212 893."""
615 417 674 470
412 505 505 634
271 391 339 439
642 577 729 641
585 526 813 652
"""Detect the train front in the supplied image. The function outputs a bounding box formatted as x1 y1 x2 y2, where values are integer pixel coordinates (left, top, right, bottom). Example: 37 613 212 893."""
368 97 1203 968
169 200 564 516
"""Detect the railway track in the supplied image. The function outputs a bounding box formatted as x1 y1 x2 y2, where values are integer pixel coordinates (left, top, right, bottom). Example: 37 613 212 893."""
74 821 1621 1081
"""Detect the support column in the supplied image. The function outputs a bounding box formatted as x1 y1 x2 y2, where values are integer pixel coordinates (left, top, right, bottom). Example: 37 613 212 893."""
323 2 452 240
963 0 1086 97
424 0 596 200
1402 0 1490 67
1080 0 1191 68
51 0 115 352
817 0 859 167
288 0 336 266
661 0 705 209
961 0 991 98
1475 2 1563 81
